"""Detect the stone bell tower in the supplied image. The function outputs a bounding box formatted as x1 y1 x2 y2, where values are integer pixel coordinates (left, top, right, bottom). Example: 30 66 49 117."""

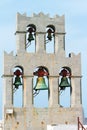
3 12 83 130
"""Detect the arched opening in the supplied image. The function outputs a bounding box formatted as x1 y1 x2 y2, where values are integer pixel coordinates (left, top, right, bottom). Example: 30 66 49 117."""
12 66 24 107
33 66 49 107
26 24 36 53
45 25 55 53
59 67 71 107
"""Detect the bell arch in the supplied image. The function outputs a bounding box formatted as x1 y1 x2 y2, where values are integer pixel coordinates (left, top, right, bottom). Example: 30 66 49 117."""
33 66 49 107
59 66 71 107
45 25 55 53
26 24 36 52
12 66 24 107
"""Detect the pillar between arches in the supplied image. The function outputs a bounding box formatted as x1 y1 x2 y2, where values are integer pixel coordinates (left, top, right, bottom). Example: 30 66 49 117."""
49 76 59 107
24 76 33 107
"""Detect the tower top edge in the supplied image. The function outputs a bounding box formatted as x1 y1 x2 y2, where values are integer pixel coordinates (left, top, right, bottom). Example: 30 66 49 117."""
16 12 65 20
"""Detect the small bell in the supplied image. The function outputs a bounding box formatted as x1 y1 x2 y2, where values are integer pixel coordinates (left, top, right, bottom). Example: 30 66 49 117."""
27 33 34 42
47 28 53 41
27 27 35 42
13 69 23 89
34 77 48 90
59 77 70 90
13 76 23 89
59 68 71 90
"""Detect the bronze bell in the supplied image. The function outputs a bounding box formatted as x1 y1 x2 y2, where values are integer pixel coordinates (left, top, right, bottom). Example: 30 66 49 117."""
27 33 34 42
34 77 48 90
59 77 70 90
13 76 23 89
47 28 52 41
27 27 35 42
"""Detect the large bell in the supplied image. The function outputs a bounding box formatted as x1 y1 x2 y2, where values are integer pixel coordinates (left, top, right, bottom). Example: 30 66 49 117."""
34 77 48 90
59 77 70 90
13 76 23 89
27 33 34 42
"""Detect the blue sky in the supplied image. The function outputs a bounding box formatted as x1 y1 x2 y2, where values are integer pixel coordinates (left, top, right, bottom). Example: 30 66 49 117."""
0 0 87 119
